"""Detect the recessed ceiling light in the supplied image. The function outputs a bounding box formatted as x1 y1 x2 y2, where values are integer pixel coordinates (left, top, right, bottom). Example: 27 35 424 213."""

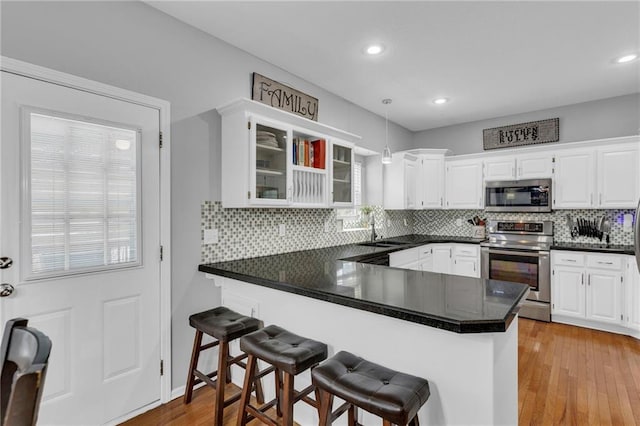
366 44 384 55
616 53 638 63
433 98 449 105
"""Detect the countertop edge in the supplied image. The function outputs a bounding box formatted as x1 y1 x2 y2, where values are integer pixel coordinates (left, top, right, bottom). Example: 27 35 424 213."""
198 263 525 334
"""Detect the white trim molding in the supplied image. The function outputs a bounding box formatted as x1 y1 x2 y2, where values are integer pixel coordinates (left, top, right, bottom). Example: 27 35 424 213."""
1 56 173 406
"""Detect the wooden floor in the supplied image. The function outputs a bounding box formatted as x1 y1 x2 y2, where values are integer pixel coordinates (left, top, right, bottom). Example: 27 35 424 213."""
123 319 640 425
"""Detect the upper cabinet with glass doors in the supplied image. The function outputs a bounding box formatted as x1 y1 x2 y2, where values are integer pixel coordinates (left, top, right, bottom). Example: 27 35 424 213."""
218 98 361 208
331 141 354 206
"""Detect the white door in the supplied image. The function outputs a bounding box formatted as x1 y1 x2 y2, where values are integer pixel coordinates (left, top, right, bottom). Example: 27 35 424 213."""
421 156 444 209
552 267 585 318
431 245 452 274
483 156 516 180
597 144 639 208
445 159 483 209
516 153 554 179
404 159 418 209
553 150 595 208
586 270 622 324
1 71 162 424
452 257 478 278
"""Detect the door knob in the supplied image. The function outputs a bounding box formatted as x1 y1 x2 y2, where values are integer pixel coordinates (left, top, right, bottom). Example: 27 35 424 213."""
0 283 14 297
0 257 13 269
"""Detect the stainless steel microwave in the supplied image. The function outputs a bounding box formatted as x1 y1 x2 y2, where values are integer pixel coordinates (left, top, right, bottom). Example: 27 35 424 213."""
484 179 552 212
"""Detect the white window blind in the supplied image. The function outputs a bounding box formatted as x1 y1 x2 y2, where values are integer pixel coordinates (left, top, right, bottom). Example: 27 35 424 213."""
27 112 140 277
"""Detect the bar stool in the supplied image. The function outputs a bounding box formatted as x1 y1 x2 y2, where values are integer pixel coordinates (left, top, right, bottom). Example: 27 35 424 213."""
236 324 328 426
312 351 431 426
184 306 264 426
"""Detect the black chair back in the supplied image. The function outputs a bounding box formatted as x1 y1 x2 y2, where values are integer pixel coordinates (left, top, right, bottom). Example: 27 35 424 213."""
1 318 52 426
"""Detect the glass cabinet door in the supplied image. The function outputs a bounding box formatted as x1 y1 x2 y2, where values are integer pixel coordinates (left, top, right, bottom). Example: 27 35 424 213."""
332 143 353 204
253 121 288 203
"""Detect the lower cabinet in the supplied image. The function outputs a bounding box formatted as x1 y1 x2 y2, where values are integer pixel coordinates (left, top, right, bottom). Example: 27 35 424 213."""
551 250 628 332
627 259 640 334
389 243 479 278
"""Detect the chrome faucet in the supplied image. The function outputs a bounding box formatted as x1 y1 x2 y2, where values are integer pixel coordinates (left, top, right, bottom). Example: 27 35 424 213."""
370 214 377 242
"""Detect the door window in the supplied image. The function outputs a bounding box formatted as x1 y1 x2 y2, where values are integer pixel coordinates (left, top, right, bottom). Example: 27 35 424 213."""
24 110 141 278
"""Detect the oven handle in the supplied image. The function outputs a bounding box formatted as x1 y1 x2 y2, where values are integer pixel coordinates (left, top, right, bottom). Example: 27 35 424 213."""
483 248 549 258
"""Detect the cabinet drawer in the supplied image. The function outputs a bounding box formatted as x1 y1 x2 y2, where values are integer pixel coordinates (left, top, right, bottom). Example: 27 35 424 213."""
453 244 479 257
554 252 585 267
389 247 421 266
418 245 433 258
586 254 624 271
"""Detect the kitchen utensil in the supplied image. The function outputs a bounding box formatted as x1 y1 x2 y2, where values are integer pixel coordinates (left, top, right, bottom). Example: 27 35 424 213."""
602 219 611 245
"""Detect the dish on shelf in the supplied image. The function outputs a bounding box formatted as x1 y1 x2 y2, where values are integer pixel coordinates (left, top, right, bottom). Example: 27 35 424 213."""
257 130 276 138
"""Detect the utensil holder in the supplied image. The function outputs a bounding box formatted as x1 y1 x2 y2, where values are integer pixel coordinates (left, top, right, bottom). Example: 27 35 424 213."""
472 226 485 239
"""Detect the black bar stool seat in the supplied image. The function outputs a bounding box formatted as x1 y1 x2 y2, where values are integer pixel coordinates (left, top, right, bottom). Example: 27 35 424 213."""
189 306 260 341
312 351 430 426
237 324 328 426
184 306 263 426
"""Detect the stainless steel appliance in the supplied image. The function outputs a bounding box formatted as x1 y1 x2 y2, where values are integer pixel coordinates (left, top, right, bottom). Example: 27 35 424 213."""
484 178 552 212
481 220 553 322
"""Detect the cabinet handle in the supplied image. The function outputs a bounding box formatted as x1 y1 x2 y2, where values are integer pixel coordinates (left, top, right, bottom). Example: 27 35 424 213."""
597 261 613 265
562 259 577 262
588 274 591 286
581 273 584 285
440 197 443 207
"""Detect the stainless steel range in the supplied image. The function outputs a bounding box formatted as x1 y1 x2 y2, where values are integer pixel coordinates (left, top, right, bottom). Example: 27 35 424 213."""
481 220 553 322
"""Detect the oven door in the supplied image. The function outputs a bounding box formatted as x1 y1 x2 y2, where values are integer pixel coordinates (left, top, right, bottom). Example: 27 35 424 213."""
481 248 550 303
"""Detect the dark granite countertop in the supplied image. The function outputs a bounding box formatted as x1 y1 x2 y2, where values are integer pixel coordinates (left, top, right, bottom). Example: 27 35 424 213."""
198 235 528 334
551 242 635 255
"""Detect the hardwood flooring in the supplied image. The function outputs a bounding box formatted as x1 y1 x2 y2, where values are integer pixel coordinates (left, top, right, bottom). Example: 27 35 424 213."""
123 319 640 425
518 319 640 425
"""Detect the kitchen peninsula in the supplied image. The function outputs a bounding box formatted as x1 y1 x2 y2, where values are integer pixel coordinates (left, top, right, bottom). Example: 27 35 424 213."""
199 237 528 425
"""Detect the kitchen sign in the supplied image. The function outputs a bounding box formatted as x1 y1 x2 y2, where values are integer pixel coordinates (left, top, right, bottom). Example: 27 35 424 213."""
483 118 559 150
252 72 319 121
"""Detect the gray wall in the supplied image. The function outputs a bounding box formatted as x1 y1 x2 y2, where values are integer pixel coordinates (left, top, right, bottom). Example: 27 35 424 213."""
0 0 413 392
413 93 640 154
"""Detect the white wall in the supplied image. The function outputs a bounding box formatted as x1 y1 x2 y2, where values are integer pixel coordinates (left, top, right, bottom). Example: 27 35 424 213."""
0 0 414 392
413 93 640 154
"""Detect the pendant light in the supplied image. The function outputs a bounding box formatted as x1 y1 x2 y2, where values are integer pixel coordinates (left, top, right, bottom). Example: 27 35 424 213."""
381 98 392 164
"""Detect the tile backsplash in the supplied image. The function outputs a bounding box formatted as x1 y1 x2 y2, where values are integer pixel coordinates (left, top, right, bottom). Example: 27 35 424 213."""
413 209 635 245
201 202 412 263
202 202 635 263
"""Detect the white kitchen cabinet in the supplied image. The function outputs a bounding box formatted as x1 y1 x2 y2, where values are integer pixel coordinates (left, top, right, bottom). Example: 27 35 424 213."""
625 258 640 334
383 152 420 210
452 244 481 278
596 144 640 208
553 142 638 209
330 141 354 206
551 251 625 330
431 244 453 274
219 98 360 208
445 159 483 209
483 153 553 181
483 156 516 180
552 265 586 318
419 154 445 209
418 245 434 271
517 153 554 179
553 149 596 209
586 269 623 325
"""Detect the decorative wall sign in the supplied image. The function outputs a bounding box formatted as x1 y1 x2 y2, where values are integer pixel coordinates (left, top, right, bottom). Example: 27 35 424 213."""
252 73 318 121
483 118 559 150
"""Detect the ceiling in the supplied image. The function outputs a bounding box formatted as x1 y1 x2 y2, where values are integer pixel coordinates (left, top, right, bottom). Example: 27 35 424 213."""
147 1 640 132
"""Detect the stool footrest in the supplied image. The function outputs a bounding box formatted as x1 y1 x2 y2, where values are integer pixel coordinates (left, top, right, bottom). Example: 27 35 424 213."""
199 340 219 351
193 370 218 388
